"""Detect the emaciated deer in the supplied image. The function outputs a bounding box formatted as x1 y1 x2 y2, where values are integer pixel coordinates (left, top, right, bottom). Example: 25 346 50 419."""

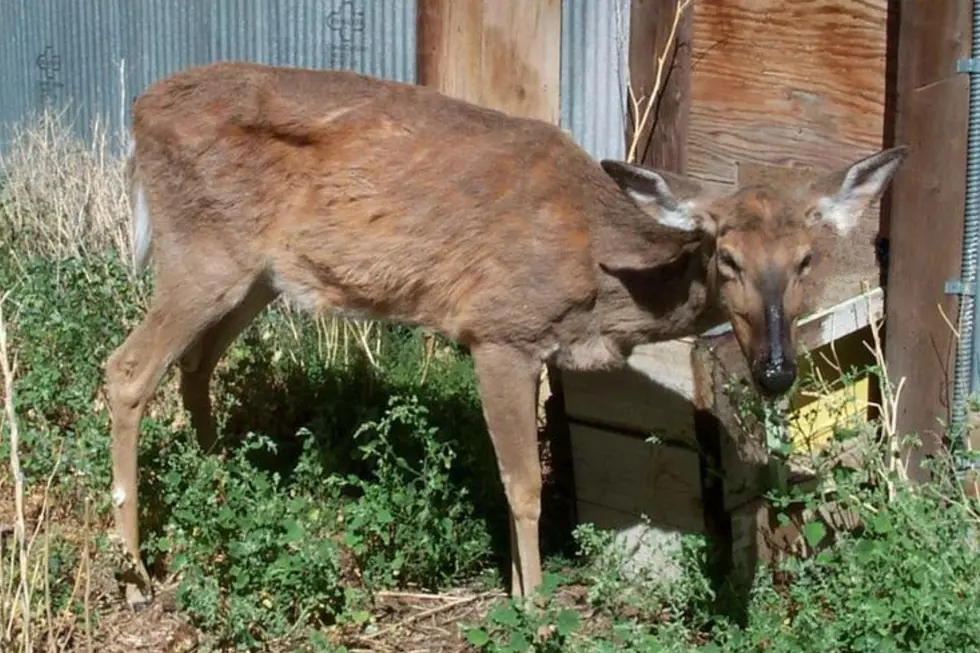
106 61 907 607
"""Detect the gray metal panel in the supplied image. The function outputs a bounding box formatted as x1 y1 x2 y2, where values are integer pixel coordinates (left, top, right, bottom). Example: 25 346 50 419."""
0 0 417 154
50 0 126 144
0 0 30 143
560 0 631 162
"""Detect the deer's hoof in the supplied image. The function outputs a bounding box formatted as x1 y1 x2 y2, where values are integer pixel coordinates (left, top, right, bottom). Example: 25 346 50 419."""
124 581 154 612
107 533 155 610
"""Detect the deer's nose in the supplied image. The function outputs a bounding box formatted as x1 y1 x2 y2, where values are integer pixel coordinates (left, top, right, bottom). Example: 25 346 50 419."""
752 357 797 397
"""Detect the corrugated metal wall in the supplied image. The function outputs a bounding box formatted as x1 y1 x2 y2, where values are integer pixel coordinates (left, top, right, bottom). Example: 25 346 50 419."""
0 0 417 150
0 0 628 163
560 0 631 162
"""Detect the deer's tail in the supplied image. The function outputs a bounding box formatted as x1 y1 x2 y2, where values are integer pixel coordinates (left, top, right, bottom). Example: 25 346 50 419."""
126 135 153 273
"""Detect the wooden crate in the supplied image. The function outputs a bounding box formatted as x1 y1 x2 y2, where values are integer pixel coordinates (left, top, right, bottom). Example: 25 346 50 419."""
564 341 705 573
563 287 884 571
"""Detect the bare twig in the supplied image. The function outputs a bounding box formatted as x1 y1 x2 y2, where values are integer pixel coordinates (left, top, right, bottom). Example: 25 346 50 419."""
82 500 92 653
363 590 502 641
859 290 908 489
938 301 961 340
1 292 32 652
375 590 463 602
625 0 693 164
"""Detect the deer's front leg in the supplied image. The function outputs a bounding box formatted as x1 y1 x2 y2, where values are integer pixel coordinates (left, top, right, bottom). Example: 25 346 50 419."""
471 343 543 597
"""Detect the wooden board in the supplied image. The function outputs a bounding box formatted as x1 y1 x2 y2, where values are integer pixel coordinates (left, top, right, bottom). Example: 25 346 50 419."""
561 340 697 443
570 424 704 534
416 0 561 122
883 0 971 481
688 0 889 186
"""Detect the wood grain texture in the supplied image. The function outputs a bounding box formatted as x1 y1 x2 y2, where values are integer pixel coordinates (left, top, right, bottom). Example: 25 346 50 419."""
416 0 484 103
628 0 694 170
481 0 562 122
416 0 561 122
883 0 971 481
570 424 704 533
561 340 698 443
688 0 889 186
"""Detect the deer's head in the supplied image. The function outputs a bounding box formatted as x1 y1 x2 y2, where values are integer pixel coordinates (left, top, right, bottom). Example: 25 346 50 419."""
601 146 908 398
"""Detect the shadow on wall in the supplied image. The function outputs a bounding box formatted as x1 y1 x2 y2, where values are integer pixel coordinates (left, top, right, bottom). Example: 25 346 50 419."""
561 339 827 627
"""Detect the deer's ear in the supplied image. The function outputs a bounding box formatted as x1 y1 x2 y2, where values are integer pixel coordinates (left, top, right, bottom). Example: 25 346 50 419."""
808 146 909 236
601 160 717 236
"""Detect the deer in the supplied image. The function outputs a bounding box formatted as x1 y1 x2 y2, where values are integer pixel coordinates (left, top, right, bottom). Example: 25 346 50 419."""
105 60 907 608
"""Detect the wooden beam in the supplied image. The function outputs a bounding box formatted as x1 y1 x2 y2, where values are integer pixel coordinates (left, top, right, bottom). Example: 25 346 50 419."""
626 0 693 171
416 0 561 121
883 0 971 482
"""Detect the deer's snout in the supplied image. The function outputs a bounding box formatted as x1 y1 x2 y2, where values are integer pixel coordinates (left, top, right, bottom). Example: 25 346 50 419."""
751 356 797 397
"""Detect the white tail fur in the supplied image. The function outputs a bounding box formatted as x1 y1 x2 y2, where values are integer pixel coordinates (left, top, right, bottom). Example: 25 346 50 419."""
131 181 152 271
127 136 153 271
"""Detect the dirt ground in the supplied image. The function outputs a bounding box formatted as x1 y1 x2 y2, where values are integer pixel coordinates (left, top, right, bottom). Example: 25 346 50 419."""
23 578 608 653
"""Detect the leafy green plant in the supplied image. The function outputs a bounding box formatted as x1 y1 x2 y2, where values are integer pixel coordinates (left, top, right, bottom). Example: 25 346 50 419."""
144 430 346 648
463 573 581 653
0 253 148 497
338 394 493 589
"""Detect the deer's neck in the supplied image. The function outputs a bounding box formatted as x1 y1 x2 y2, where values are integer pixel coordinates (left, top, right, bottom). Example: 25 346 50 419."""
594 239 727 351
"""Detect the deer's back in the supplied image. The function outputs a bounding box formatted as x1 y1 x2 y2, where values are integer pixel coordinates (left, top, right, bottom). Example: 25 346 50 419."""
131 61 625 345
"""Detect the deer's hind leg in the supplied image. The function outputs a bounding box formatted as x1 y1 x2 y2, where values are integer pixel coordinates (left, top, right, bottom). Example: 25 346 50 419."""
178 279 279 452
105 265 262 608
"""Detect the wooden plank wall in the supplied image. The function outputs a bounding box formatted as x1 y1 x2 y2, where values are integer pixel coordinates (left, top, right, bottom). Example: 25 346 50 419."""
883 0 971 481
689 0 890 311
688 0 888 184
416 0 561 122
627 0 694 169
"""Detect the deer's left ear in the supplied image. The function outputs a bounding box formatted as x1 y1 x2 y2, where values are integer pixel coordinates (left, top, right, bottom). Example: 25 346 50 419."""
808 146 909 236
601 160 718 236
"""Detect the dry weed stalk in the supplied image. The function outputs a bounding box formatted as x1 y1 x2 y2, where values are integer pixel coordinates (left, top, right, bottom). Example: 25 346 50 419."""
0 108 130 266
859 291 908 487
623 0 693 165
1 293 31 653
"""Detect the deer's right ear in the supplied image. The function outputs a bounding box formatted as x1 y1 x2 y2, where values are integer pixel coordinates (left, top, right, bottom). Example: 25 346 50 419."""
601 160 716 235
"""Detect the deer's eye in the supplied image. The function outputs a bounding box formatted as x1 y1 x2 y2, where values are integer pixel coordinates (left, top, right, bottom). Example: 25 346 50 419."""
798 252 813 276
717 249 742 276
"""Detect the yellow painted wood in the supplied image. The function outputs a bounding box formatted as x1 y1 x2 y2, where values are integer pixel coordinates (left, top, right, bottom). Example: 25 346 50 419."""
787 326 876 453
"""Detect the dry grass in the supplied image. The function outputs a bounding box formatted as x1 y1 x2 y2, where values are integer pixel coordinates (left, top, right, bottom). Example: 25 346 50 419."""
1 294 98 653
0 108 131 267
